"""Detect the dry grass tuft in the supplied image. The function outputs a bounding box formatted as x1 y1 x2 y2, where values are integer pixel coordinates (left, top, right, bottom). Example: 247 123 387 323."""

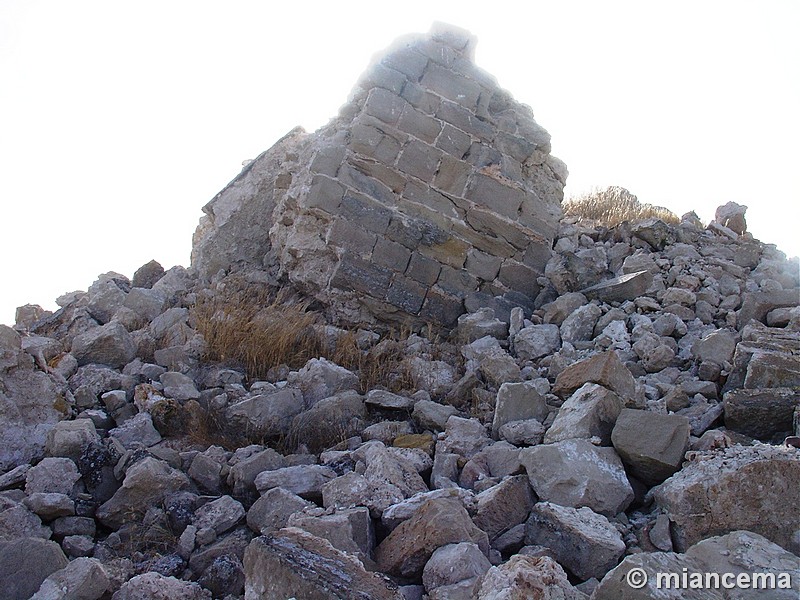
564 186 679 227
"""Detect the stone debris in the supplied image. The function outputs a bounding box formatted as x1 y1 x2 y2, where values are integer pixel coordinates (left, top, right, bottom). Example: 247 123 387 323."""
0 22 798 600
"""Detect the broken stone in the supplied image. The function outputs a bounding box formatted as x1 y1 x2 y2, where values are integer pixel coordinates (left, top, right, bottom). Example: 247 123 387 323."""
723 388 800 441
476 555 587 599
580 270 654 303
0 537 69 600
288 358 360 405
498 419 546 446
513 323 561 362
246 487 313 535
544 382 623 445
30 557 110 600
491 381 549 439
108 412 162 449
412 399 458 432
192 495 245 536
70 322 136 368
473 475 535 543
254 464 337 501
112 572 211 600
422 542 491 593
26 457 81 495
553 350 637 403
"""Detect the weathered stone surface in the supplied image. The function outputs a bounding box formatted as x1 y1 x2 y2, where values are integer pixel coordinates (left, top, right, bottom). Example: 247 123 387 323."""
580 270 654 303
436 416 491 459
692 328 738 366
723 388 800 440
560 303 603 344
0 497 51 540
227 447 285 500
45 419 100 462
244 528 403 599
611 408 690 485
0 537 69 600
498 419 546 446
473 475 535 543
476 555 587 599
365 389 416 411
375 498 488 579
520 439 633 517
225 388 304 440
96 457 190 529
254 464 337 500
246 487 313 535
288 506 374 562
525 502 625 580
513 324 561 361
422 542 491 593
193 495 245 535
289 391 367 453
288 358 359 405
71 322 136 368
380 488 477 531
112 572 211 600
491 381 549 438
553 350 637 402
191 26 565 330
108 411 162 448
30 557 110 600
412 399 458 432
23 492 75 520
653 444 800 551
544 383 623 445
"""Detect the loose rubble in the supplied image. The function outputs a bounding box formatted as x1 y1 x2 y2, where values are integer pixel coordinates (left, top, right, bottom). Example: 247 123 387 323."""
0 22 798 600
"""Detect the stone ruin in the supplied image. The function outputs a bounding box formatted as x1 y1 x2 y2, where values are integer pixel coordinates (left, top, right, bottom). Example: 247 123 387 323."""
191 24 567 330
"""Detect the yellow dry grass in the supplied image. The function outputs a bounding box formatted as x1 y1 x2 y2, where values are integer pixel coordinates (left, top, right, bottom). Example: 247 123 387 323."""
563 186 679 227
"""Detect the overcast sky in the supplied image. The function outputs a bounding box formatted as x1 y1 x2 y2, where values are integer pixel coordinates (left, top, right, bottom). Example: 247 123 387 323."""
1 0 798 325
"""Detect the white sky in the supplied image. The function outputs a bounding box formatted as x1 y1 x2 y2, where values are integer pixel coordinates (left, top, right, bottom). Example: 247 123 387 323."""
1 0 798 325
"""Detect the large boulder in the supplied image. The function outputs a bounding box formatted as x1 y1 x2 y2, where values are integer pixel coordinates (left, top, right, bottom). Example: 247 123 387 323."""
71 322 136 368
244 528 403 599
0 537 69 600
544 382 623 445
653 445 800 552
476 555 587 599
552 350 637 403
191 25 566 330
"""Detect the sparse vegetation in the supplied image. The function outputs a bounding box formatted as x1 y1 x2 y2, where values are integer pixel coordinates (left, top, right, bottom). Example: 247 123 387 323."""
563 186 679 227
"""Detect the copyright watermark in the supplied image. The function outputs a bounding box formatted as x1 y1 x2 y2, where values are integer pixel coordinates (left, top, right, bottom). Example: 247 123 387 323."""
626 567 793 591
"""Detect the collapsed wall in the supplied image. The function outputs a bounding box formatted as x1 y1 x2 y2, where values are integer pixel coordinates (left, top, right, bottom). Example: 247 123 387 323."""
191 24 567 329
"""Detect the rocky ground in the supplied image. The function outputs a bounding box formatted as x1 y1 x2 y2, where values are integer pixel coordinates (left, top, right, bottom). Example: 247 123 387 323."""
2 24 799 600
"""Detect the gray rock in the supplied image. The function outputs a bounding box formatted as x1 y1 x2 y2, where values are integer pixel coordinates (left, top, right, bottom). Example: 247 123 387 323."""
580 270 654 303
498 419 546 446
225 388 304 440
288 358 359 405
96 457 190 529
491 381 549 439
26 457 81 495
462 336 521 388
520 438 633 517
542 292 589 326
457 308 508 343
108 412 162 449
692 328 738 366
159 371 200 401
553 350 637 403
23 492 75 520
123 287 167 322
226 447 285 501
30 557 110 600
422 542 491 592
611 408 690 485
244 528 403 599
544 383 623 445
380 488 476 531
412 399 458 432
560 303 603 344
473 475 535 543
246 487 313 535
365 389 416 411
254 464 337 501
131 259 165 289
723 388 800 440
196 554 244 599
288 506 374 562
714 201 748 234
289 391 366 454
0 537 69 600
0 497 51 540
436 416 491 460
187 451 223 494
525 502 625 580
375 498 488 579
193 495 244 535
322 471 403 518
62 535 95 558
513 324 561 361
653 444 800 551
45 419 100 462
112 572 211 600
71 322 136 368
363 421 414 444
477 555 587 599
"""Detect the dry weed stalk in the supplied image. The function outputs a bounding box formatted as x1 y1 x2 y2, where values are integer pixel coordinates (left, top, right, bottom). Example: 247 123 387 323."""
564 186 679 227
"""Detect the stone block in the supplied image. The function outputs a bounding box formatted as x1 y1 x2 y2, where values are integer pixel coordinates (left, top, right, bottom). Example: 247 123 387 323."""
465 174 525 219
465 207 529 250
545 383 623 445
406 251 442 285
418 237 469 269
436 100 494 140
723 388 800 440
419 287 464 329
310 145 345 177
491 381 549 438
433 154 471 196
397 104 443 143
399 138 443 180
435 123 472 158
327 219 377 256
349 119 403 163
421 64 482 110
372 237 412 271
331 252 393 298
401 81 442 115
363 86 408 125
437 266 478 298
552 350 637 402
340 162 398 205
497 260 539 298
580 270 654 303
306 174 344 212
465 248 502 281
340 192 394 235
382 47 429 81
386 275 428 314
401 183 460 220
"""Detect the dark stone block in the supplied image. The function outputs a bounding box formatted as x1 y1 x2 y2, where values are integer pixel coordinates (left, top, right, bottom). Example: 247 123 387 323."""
437 266 479 298
434 155 471 197
401 82 442 115
406 252 442 285
421 64 482 111
419 286 464 328
386 275 428 314
436 124 472 158
436 100 494 140
397 104 443 143
372 237 412 271
465 174 525 220
339 162 397 206
382 47 429 81
327 219 377 256
363 87 407 125
307 175 344 212
498 260 540 298
397 139 442 182
331 253 393 298
340 192 393 235
358 63 407 96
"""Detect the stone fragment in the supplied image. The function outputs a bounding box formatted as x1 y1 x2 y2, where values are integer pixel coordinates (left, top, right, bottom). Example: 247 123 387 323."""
525 502 625 580
375 498 488 579
30 557 110 600
473 475 535 543
580 270 654 303
692 328 737 366
520 438 633 517
542 292 588 326
96 457 189 529
714 201 748 234
422 542 491 593
288 506 374 562
289 391 366 453
365 389 416 411
380 488 477 531
288 357 360 405
225 389 304 441
23 492 75 520
552 350 637 402
498 419 546 446
476 555 587 599
108 412 162 449
513 324 561 361
196 554 245 599
131 259 165 289
412 399 458 431
244 528 403 599
26 457 81 495
193 495 245 536
0 537 69 600
45 419 100 462
611 408 690 485
653 444 800 551
71 322 136 368
159 371 200 400
456 308 508 343
544 382 623 445
723 388 800 440
436 416 492 459
226 447 284 501
462 336 521 388
560 303 603 344
254 464 337 501
112 572 211 600
0 498 51 540
491 381 549 438
246 487 313 535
